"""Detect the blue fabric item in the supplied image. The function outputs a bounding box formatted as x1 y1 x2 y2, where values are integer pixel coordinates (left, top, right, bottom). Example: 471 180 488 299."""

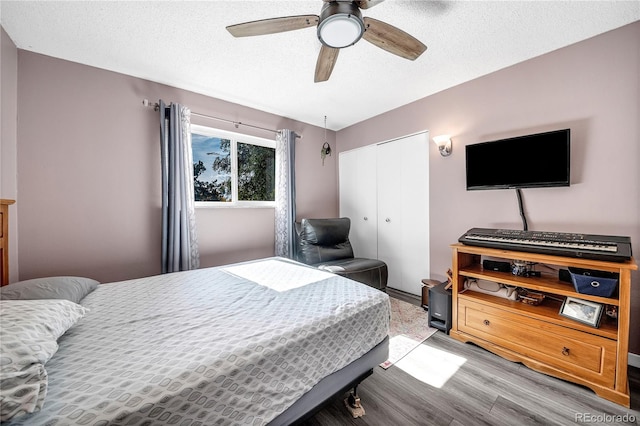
159 100 200 273
275 129 298 259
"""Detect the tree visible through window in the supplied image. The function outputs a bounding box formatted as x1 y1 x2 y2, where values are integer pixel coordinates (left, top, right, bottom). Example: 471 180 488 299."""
193 137 232 202
191 125 275 205
237 142 275 201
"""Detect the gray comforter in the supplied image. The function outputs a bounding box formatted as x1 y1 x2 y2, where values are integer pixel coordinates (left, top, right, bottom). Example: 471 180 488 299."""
7 258 390 425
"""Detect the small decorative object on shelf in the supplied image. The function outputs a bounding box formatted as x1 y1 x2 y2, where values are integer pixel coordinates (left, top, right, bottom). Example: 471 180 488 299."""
465 278 518 300
568 267 619 297
517 289 545 305
605 304 618 320
511 260 539 277
559 296 603 328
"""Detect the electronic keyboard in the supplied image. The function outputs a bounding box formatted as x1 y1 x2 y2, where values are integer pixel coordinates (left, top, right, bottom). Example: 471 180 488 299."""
458 228 633 262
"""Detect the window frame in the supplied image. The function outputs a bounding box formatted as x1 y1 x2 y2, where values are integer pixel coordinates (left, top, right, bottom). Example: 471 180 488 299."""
191 124 276 208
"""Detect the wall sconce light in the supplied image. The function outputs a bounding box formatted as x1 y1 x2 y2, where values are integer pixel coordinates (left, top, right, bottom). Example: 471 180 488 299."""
433 135 452 157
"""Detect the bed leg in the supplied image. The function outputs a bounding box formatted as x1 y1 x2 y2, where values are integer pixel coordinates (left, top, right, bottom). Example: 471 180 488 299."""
344 384 365 418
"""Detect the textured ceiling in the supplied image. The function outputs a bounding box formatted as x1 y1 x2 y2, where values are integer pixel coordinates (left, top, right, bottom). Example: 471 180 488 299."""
1 1 639 130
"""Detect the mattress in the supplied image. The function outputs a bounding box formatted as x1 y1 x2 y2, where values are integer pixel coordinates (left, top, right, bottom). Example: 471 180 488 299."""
6 257 390 425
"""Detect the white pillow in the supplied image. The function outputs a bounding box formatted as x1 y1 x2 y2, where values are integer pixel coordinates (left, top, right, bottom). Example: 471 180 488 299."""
0 299 86 421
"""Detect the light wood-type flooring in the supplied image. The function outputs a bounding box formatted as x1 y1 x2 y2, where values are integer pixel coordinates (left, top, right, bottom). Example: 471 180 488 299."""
302 291 640 426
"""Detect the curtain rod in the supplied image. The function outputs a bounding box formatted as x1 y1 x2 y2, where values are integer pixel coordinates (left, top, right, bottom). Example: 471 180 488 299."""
142 99 302 138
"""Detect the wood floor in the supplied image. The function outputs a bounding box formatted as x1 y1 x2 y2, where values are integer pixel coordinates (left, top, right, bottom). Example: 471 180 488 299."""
302 292 640 426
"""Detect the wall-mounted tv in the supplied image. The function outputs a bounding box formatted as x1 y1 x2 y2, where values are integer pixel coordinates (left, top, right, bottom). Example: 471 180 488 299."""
466 129 570 190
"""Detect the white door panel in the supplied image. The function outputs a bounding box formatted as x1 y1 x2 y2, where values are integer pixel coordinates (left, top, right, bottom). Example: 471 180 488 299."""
378 133 430 295
398 133 430 295
376 141 403 289
339 146 377 259
339 132 430 296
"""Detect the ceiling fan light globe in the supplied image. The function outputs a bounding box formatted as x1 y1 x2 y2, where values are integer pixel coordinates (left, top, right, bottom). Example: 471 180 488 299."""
318 14 364 48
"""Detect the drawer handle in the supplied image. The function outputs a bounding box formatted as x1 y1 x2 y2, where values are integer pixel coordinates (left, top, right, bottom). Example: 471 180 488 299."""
483 319 490 326
562 347 570 356
590 281 600 288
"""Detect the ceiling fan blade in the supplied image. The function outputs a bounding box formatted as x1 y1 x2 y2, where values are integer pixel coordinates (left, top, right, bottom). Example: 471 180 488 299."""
362 17 427 60
356 0 385 9
314 45 340 83
227 15 319 37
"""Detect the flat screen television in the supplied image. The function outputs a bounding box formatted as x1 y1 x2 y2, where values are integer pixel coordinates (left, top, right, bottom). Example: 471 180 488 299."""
465 129 570 190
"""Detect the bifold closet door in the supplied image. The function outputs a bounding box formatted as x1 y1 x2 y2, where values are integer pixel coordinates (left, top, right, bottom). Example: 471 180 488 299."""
377 132 430 295
339 145 377 259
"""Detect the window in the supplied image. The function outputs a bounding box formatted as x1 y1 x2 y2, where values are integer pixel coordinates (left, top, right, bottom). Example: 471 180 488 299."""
191 125 276 207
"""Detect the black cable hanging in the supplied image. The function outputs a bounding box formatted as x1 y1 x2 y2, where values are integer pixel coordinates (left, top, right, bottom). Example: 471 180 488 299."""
516 188 528 231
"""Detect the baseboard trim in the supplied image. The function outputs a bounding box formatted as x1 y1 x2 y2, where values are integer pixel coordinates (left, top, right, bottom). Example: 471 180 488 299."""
629 352 640 368
386 287 421 305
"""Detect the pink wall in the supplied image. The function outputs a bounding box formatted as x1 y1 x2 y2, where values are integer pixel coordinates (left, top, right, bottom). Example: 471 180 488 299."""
14 51 337 283
336 22 640 354
6 21 639 355
1 28 19 283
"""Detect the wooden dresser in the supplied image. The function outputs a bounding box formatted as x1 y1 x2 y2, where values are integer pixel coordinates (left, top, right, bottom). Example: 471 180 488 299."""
450 243 637 407
1 199 15 286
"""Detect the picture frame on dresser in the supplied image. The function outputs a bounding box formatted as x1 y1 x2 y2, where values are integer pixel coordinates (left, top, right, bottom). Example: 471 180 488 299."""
560 296 603 328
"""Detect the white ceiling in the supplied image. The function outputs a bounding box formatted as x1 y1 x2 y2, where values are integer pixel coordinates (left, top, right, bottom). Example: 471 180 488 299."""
1 1 639 130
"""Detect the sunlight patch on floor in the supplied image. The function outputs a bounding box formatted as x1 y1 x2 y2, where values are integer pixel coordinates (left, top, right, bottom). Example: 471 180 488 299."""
394 343 467 388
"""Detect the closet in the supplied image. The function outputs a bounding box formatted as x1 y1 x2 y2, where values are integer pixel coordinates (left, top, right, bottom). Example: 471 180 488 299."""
339 131 429 295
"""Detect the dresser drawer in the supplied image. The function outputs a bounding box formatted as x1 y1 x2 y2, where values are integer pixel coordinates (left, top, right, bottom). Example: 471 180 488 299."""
458 298 616 387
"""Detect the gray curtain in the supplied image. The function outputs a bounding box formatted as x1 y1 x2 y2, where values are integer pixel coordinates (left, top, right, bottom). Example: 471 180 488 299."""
159 100 200 273
275 129 298 258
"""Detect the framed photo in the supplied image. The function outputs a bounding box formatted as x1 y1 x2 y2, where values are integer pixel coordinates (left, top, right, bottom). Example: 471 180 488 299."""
560 296 603 328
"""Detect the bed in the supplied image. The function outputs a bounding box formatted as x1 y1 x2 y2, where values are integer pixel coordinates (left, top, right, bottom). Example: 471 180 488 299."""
0 257 390 425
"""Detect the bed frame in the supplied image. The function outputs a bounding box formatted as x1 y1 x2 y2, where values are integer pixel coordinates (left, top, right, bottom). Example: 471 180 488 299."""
271 336 389 425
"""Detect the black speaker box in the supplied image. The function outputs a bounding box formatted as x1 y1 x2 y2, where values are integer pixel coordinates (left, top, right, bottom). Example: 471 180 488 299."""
428 282 452 334
483 259 511 272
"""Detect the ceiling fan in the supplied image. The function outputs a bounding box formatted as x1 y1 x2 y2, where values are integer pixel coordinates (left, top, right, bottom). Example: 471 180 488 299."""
226 0 427 82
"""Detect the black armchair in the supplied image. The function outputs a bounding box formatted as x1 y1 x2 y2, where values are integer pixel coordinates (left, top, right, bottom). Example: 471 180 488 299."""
295 218 388 292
